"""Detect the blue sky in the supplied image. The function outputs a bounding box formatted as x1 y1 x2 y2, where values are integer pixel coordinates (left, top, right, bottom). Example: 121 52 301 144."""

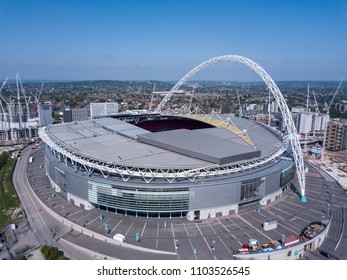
0 0 346 81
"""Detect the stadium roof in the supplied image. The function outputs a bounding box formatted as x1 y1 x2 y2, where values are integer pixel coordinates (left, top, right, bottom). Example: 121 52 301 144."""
46 116 282 169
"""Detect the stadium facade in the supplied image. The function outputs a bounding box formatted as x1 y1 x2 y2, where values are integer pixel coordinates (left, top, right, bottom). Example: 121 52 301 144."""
39 114 295 221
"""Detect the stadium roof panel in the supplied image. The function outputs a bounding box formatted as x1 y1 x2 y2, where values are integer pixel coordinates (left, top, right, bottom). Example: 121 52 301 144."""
45 116 282 169
138 129 261 165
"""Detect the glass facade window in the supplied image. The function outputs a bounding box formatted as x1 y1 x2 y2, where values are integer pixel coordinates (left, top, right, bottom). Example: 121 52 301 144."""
55 167 66 191
280 164 295 189
240 177 266 202
88 181 189 213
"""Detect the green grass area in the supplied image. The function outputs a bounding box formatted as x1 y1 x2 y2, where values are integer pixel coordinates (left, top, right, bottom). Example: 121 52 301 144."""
0 211 10 228
0 158 20 228
41 245 69 260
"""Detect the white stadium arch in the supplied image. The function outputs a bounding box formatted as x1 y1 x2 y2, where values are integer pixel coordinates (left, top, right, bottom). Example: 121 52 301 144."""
154 55 307 202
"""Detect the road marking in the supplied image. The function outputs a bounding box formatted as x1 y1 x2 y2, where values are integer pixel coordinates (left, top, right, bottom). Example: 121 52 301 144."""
172 239 177 256
171 222 175 238
246 212 285 237
97 218 112 230
188 237 198 260
282 200 305 209
203 236 216 259
277 221 300 235
203 236 212 252
125 221 134 236
217 235 233 254
182 222 190 237
75 212 92 222
84 215 100 227
182 223 197 259
156 223 159 249
110 220 123 234
270 205 291 217
141 222 147 236
195 223 203 236
216 218 230 233
222 219 244 245
52 201 70 209
205 220 217 234
294 215 311 224
307 208 325 215
206 221 242 245
66 209 83 218
237 215 273 240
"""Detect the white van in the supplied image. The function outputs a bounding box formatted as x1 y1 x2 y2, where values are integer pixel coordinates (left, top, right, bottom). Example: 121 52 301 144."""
113 234 125 243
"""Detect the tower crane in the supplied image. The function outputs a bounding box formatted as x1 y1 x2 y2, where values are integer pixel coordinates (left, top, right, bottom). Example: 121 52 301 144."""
326 77 344 116
17 72 33 139
0 78 15 140
312 90 320 114
149 83 156 112
0 101 7 132
306 84 310 112
188 86 195 114
236 89 242 117
34 82 44 123
15 73 23 129
0 78 9 137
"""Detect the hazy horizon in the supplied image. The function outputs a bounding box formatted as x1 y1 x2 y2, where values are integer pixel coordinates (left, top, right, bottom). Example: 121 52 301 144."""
1 0 346 81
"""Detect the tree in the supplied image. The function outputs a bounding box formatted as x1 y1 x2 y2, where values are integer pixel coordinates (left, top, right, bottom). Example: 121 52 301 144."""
41 245 69 260
0 152 8 169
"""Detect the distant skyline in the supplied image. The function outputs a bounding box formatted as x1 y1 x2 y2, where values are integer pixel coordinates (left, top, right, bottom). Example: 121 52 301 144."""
0 0 346 81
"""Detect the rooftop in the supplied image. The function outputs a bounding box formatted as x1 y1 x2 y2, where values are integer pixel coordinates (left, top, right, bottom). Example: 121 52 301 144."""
45 115 283 169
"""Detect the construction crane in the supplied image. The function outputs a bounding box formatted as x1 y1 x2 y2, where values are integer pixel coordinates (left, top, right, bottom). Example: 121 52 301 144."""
149 83 156 111
326 77 344 116
0 101 7 133
34 82 44 124
306 84 310 112
188 86 195 114
17 72 33 138
0 77 18 140
236 89 242 117
15 73 23 129
312 90 320 114
0 78 9 137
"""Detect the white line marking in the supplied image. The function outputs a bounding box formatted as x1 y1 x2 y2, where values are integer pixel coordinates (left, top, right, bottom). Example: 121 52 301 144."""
97 218 112 230
217 235 232 254
125 221 134 235
183 223 197 260
156 223 159 249
216 218 230 233
141 222 147 236
205 220 217 234
195 223 203 236
84 215 100 227
65 209 83 218
237 214 273 240
110 220 122 234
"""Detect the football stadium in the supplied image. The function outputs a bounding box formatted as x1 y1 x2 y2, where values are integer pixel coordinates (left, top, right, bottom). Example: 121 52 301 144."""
38 113 295 221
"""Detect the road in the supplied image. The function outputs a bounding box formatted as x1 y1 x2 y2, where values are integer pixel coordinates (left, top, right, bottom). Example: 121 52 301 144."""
12 145 175 260
12 145 90 259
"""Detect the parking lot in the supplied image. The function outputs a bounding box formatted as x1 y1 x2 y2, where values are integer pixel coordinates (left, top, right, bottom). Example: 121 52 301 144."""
26 147 347 260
